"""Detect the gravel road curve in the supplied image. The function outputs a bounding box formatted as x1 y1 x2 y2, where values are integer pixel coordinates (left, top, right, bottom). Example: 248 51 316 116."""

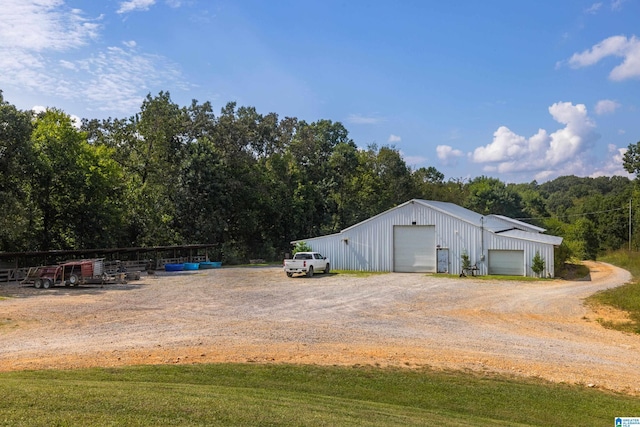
1 261 638 394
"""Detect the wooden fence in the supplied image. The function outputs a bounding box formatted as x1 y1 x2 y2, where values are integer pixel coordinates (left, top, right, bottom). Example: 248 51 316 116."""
0 268 28 283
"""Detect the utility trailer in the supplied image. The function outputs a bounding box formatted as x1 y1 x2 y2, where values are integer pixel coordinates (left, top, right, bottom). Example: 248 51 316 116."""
22 259 112 289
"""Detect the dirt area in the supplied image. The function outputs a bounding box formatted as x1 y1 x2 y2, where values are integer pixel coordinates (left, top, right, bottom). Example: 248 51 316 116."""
1 261 639 395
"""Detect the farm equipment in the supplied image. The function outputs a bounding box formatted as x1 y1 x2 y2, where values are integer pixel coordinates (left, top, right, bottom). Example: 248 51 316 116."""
21 259 112 289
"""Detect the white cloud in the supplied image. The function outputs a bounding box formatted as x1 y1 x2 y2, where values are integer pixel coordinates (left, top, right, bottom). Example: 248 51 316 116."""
346 114 385 125
471 102 599 178
117 0 156 14
585 2 602 14
402 153 427 168
0 0 100 90
611 0 627 10
388 134 401 143
546 102 596 164
75 46 187 112
0 0 99 52
567 35 640 81
595 99 621 115
436 145 464 167
590 145 632 177
0 1 188 115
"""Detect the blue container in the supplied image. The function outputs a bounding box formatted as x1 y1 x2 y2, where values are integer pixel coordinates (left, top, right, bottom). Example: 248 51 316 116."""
183 262 199 270
164 263 184 272
199 261 222 269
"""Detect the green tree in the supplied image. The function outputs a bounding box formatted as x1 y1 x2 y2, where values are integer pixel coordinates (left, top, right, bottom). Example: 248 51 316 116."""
464 176 525 217
287 119 354 238
348 145 416 222
413 166 445 200
565 218 598 260
0 92 35 251
327 140 360 231
292 241 312 255
30 109 126 250
623 141 640 175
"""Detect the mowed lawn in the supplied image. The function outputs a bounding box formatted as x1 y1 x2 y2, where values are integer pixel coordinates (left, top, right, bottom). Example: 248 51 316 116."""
0 364 638 426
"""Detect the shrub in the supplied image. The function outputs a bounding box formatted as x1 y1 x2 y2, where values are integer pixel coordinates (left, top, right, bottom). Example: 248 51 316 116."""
461 251 471 271
531 251 545 277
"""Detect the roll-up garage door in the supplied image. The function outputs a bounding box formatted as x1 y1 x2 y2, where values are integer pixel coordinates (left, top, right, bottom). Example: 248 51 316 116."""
393 225 436 272
488 250 524 276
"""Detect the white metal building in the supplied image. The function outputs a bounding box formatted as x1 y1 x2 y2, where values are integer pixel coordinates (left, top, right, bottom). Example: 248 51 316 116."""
293 199 563 277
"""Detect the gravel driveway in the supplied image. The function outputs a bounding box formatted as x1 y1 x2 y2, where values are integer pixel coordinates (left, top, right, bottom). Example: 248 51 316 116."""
1 261 638 394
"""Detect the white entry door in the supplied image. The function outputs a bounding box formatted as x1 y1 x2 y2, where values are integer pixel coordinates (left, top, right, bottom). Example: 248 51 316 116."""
437 248 449 273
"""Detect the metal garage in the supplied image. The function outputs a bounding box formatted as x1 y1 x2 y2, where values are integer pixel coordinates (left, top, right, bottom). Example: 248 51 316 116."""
393 225 436 272
293 199 563 277
488 250 524 276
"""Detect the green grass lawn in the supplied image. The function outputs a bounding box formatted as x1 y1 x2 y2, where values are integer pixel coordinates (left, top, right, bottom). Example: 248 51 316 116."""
0 364 638 426
587 250 640 333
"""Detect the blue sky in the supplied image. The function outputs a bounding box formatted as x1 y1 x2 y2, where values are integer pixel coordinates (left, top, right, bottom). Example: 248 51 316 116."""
1 0 639 183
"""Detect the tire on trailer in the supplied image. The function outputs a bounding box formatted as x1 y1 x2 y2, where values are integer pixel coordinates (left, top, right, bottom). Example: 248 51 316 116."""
307 266 314 278
34 279 42 289
42 279 52 289
68 273 79 286
324 263 330 274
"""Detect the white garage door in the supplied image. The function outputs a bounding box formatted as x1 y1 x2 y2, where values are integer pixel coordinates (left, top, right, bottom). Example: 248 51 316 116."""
488 250 524 276
393 225 436 272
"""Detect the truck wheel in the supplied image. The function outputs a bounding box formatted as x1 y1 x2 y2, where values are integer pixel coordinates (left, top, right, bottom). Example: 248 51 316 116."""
324 263 330 274
34 279 42 289
286 272 293 278
307 266 314 277
68 274 79 286
42 279 51 289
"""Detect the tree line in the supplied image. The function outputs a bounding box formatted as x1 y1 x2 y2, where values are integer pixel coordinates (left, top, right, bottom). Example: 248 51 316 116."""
1 90 639 263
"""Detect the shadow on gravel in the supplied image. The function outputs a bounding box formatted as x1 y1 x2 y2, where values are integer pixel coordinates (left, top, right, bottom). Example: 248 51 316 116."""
0 281 151 298
285 273 336 279
558 263 592 281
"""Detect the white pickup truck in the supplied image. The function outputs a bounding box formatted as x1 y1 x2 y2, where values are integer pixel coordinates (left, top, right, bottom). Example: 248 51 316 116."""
283 252 330 277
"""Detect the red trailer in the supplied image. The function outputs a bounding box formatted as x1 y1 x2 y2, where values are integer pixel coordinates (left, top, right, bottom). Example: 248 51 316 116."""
22 265 61 289
61 259 109 286
22 259 110 289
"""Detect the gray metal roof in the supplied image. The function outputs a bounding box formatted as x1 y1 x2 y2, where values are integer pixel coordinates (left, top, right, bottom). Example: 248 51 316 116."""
497 229 563 246
412 200 562 245
489 214 546 233
415 200 547 233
